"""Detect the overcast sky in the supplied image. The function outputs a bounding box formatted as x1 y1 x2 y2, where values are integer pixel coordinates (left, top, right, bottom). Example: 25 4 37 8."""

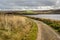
0 0 60 9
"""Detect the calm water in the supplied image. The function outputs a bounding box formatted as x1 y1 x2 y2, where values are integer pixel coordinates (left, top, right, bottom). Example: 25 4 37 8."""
26 14 60 20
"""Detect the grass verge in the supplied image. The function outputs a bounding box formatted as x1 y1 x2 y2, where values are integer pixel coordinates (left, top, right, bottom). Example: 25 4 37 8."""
25 20 38 40
39 18 60 34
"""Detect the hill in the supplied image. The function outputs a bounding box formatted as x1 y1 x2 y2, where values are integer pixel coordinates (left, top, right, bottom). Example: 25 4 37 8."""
0 9 60 14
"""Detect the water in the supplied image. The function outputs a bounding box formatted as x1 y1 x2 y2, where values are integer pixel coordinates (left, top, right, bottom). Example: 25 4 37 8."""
26 14 60 20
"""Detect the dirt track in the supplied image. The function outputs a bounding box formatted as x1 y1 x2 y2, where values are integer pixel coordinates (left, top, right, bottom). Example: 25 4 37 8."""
34 20 60 40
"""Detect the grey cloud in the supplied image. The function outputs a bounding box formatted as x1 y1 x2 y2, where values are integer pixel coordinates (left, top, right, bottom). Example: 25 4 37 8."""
11 0 55 6
0 0 59 9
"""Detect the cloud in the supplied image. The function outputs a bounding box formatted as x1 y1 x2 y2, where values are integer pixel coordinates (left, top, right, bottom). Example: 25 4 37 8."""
0 0 59 9
55 0 60 6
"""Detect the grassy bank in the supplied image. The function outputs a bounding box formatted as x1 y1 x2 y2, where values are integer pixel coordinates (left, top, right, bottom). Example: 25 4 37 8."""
0 14 38 40
23 20 38 40
39 18 60 34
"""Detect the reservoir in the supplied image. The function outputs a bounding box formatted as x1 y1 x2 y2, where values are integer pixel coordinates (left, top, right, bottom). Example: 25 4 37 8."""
26 14 60 20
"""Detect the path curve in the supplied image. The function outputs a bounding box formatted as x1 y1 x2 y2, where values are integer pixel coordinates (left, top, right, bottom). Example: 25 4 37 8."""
34 20 42 40
34 20 60 40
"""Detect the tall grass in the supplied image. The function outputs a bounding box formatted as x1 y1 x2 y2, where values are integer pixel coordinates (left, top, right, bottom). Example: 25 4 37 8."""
0 14 38 40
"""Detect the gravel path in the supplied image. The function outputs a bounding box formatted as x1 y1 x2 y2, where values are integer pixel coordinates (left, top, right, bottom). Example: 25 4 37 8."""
35 21 42 40
34 20 60 40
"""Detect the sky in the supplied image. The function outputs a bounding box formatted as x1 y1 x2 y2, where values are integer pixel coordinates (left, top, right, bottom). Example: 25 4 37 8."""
0 0 60 10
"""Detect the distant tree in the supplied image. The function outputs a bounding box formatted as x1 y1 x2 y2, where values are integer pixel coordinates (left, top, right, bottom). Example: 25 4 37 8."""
25 10 34 14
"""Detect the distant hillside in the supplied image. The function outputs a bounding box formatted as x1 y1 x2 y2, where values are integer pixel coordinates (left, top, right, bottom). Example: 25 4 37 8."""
52 9 60 14
0 9 60 14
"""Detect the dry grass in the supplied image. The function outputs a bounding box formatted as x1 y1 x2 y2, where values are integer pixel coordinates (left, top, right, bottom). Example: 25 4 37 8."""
0 14 37 40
